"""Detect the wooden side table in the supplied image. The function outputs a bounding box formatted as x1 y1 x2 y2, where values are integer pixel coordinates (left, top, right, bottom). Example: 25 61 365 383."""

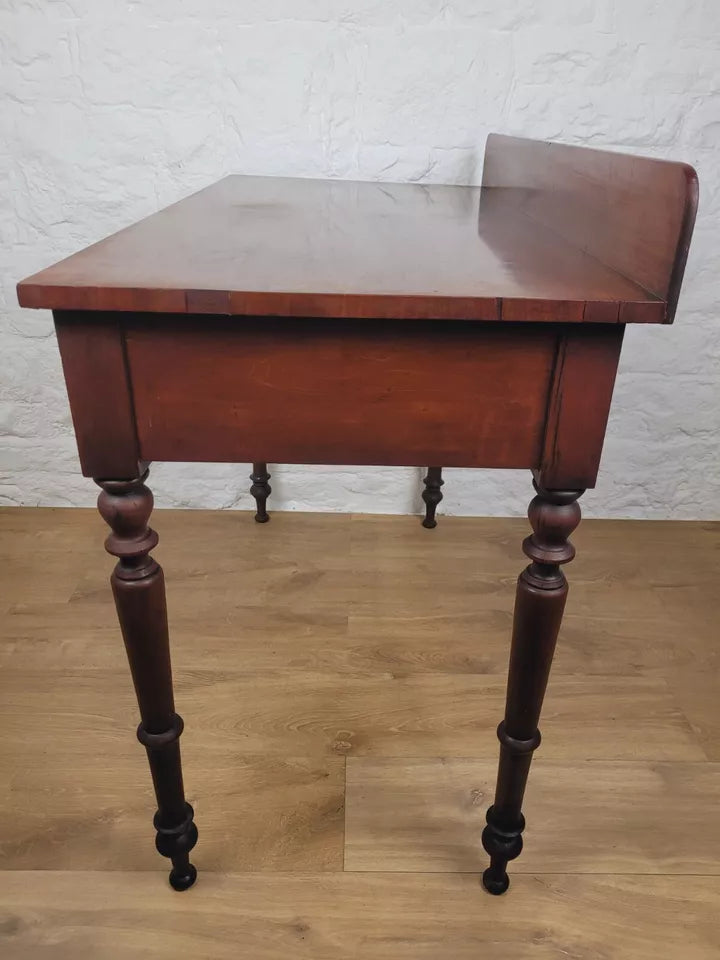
17 134 698 895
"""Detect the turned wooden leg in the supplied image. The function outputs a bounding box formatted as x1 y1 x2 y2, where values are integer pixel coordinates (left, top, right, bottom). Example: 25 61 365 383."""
250 462 271 523
482 481 583 895
421 466 444 528
96 470 198 891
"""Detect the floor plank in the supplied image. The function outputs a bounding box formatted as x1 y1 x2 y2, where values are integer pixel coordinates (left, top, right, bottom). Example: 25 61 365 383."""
0 669 703 760
0 508 96 612
3 510 716 685
670 669 720 762
2 871 719 960
1 754 343 872
345 757 720 874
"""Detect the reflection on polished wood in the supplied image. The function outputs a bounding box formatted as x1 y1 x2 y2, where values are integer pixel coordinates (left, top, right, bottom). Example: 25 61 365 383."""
481 135 697 321
1 509 719 957
17 136 695 323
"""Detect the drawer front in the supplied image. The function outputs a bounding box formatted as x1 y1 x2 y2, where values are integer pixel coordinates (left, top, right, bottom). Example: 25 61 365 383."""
125 317 557 469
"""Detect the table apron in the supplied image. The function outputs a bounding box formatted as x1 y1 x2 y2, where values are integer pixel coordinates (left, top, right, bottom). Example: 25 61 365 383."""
54 313 624 488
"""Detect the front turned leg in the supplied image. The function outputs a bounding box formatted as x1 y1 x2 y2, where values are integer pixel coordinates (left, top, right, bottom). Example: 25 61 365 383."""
421 466 444 528
96 471 198 891
482 482 583 895
250 462 271 523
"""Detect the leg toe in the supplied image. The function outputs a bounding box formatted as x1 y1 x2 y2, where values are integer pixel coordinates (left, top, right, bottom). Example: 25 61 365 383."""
482 867 509 896
169 862 197 891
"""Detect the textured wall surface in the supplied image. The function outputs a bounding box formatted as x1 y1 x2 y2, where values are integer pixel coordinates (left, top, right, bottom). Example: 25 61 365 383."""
2 1 719 519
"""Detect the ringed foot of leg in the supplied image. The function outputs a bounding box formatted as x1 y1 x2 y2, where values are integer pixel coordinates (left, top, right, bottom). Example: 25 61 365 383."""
155 804 199 892
481 806 524 896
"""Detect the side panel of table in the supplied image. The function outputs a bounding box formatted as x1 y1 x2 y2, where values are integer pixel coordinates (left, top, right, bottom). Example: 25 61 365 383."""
54 312 624 488
126 316 556 470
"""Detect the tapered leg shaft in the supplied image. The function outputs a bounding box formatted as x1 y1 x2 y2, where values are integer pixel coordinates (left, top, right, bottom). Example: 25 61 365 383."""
421 466 444 528
250 462 271 522
482 482 583 894
96 471 198 890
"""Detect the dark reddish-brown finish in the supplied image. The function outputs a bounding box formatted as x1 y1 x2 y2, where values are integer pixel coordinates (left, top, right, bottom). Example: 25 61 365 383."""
250 462 448 527
421 466 444 529
482 134 698 322
482 484 583 894
250 462 271 523
53 311 624 491
18 135 696 325
538 324 625 489
124 317 556 472
54 315 141 479
96 472 198 891
17 133 698 896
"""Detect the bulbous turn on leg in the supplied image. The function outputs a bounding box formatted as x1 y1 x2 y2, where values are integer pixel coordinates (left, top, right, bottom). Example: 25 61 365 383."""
250 462 271 523
421 466 444 528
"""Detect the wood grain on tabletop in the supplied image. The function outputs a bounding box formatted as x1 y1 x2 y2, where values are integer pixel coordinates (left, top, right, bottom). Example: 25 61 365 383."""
18 133 698 324
16 175 663 322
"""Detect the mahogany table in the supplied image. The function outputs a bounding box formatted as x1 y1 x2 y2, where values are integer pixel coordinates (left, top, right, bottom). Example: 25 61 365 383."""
17 134 698 895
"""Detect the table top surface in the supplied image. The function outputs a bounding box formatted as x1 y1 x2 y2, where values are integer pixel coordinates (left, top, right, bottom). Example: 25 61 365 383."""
17 174 664 323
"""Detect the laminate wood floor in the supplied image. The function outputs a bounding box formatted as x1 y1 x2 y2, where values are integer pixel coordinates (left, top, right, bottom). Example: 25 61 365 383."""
1 507 718 958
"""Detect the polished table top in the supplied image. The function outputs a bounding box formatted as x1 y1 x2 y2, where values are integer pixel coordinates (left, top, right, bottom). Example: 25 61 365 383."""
16 176 655 314
19 140 697 326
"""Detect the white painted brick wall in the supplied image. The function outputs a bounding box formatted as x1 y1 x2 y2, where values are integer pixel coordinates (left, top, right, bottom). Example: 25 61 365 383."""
2 1 719 519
